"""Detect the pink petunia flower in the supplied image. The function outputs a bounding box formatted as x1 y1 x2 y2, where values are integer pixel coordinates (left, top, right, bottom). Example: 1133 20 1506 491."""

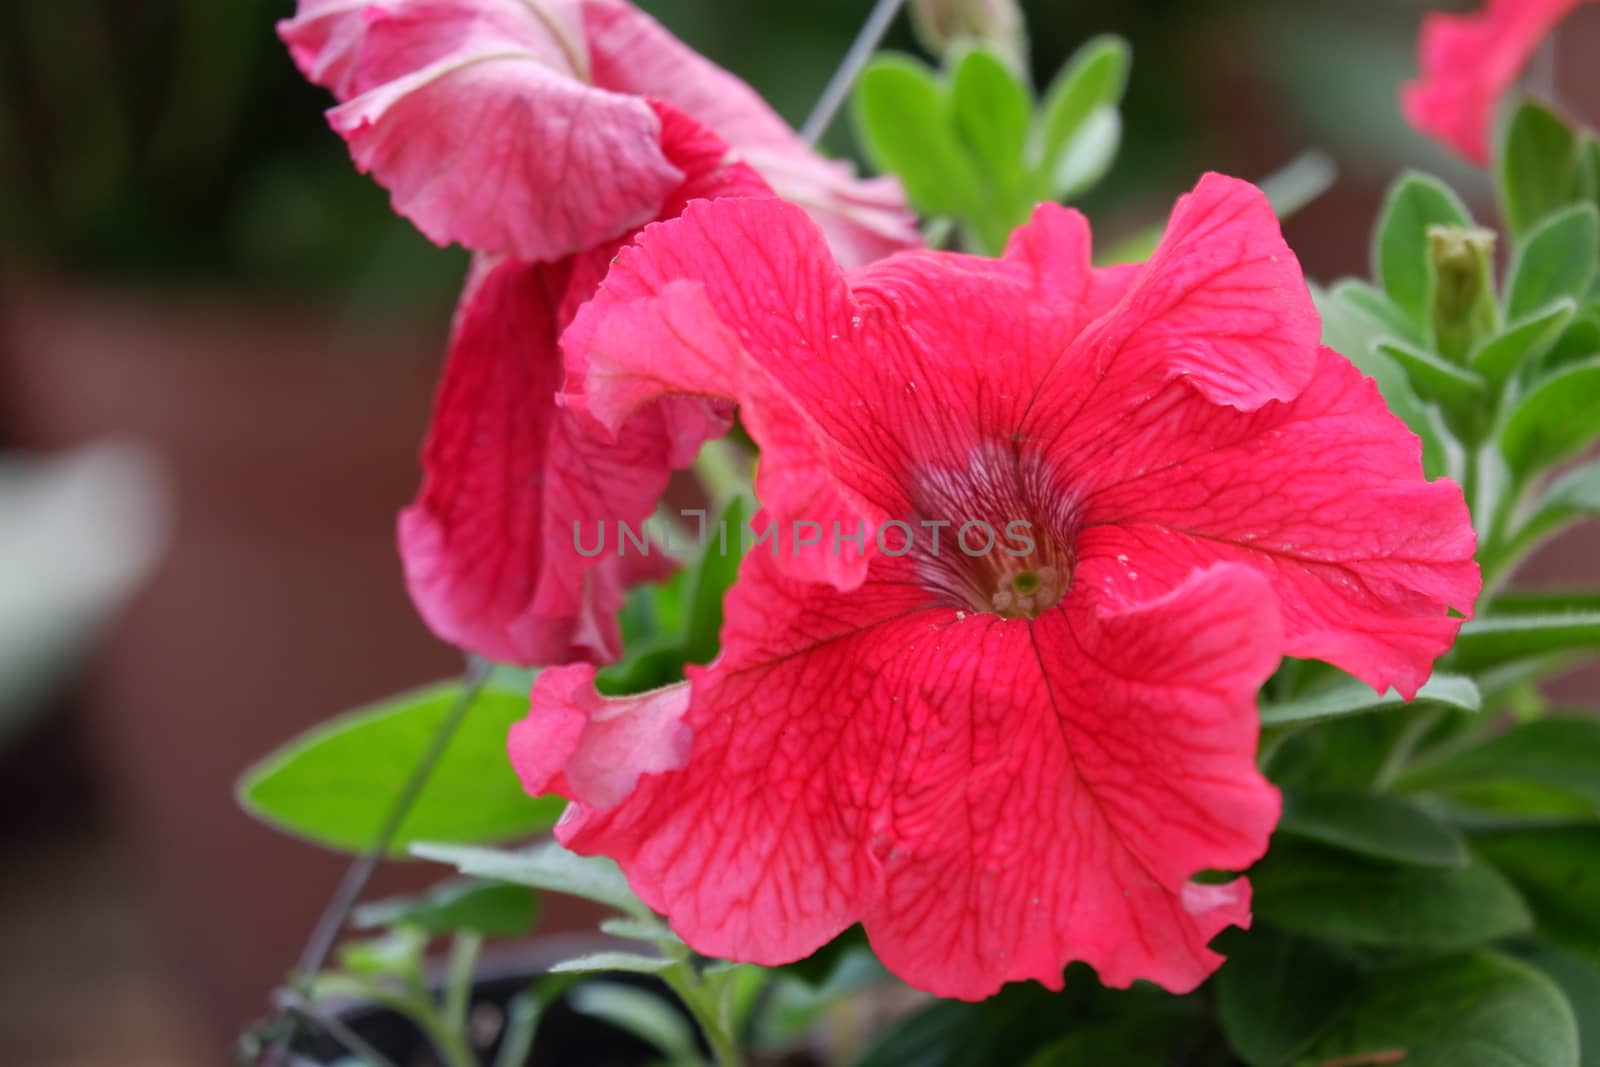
1402 0 1593 164
398 104 762 665
278 0 917 266
510 175 1481 998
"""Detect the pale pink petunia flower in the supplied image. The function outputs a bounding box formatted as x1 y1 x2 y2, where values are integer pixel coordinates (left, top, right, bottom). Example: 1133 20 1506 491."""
278 0 918 265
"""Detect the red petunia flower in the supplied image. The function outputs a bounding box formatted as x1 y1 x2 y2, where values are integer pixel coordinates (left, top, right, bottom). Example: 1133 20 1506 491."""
278 0 917 266
399 105 761 665
510 175 1481 998
1402 0 1593 164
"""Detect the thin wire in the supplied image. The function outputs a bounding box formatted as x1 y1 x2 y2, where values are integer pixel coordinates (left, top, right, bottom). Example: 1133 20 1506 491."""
799 0 912 146
264 657 492 1065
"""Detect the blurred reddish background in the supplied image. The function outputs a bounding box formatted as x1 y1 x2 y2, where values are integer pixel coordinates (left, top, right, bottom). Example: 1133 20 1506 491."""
1 1 1596 1063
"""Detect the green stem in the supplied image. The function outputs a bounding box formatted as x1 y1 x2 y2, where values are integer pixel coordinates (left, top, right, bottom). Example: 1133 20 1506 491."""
659 965 744 1067
442 932 483 1035
1374 707 1443 790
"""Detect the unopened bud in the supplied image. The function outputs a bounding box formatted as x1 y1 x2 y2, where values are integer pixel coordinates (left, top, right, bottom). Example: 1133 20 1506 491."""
910 0 1027 70
1428 224 1498 361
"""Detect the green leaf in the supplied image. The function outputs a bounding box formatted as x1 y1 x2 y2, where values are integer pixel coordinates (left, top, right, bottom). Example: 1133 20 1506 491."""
1470 299 1576 389
1506 204 1600 322
1277 789 1468 867
1512 460 1600 554
1050 109 1121 203
237 681 560 855
411 841 647 917
1029 35 1128 197
1398 717 1600 810
600 916 682 945
1499 97 1587 239
1451 612 1600 671
1020 1016 1185 1067
950 46 1030 195
353 879 539 937
1328 278 1423 342
1375 338 1487 411
684 495 747 666
1304 951 1579 1067
849 976 1140 1067
852 54 979 218
1374 171 1472 326
1499 355 1600 472
1544 307 1600 373
567 981 702 1065
1259 672 1480 728
1215 924 1359 1067
1251 843 1532 951
1514 943 1600 1067
548 951 673 976
1474 827 1600 955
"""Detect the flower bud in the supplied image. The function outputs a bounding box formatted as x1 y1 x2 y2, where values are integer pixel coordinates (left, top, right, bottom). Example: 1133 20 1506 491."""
909 0 1027 70
1428 224 1498 361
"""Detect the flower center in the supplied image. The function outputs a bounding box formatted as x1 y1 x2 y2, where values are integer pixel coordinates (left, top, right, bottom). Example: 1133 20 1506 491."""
907 443 1078 619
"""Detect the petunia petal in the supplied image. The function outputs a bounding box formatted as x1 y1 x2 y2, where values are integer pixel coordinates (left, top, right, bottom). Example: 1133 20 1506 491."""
865 565 1282 998
1076 347 1479 699
1023 172 1320 437
511 666 692 809
562 199 895 589
281 0 682 261
1401 0 1590 165
519 551 1281 998
397 106 763 666
580 0 921 267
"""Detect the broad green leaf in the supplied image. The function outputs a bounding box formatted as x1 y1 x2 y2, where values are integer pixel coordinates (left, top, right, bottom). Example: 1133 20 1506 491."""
1544 307 1600 373
1451 612 1600 672
1506 204 1600 322
1374 171 1472 326
1215 924 1359 1067
1051 108 1121 203
1398 716 1600 810
852 55 979 218
353 879 538 937
1471 299 1576 389
411 840 647 917
1375 338 1487 411
1490 589 1600 615
950 46 1030 197
1030 35 1128 195
548 951 673 976
1251 843 1531 951
1499 355 1600 472
1498 97 1587 239
849 975 1146 1067
1329 278 1423 343
1512 462 1600 555
1020 1016 1185 1067
1277 789 1468 867
237 681 560 855
1474 826 1600 955
1304 951 1579 1067
1259 672 1480 728
1515 943 1600 1067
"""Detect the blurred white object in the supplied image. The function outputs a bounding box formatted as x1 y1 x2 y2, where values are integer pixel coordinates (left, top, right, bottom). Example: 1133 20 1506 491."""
0 442 169 740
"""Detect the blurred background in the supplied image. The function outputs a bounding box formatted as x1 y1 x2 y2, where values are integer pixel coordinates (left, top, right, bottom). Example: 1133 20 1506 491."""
0 0 1596 1062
